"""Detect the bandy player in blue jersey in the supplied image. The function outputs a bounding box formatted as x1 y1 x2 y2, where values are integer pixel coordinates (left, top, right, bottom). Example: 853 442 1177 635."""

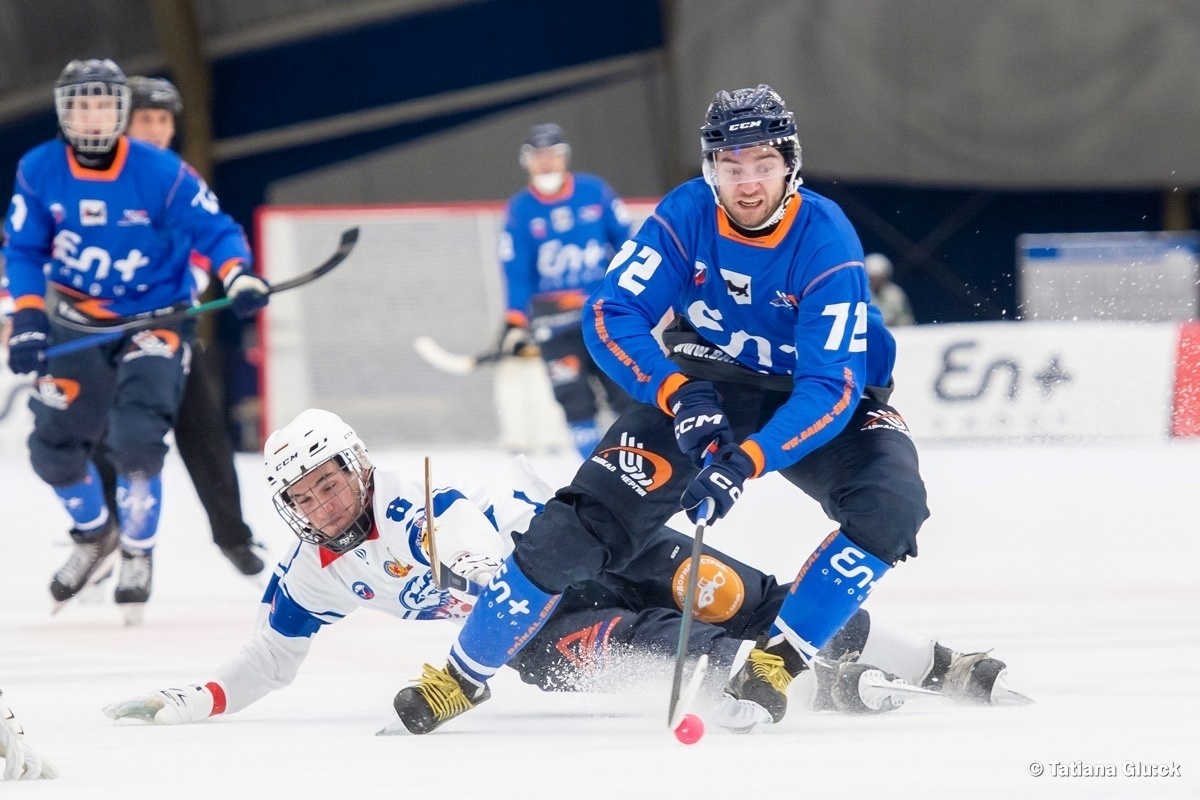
496 124 634 458
392 85 931 735
2 58 270 620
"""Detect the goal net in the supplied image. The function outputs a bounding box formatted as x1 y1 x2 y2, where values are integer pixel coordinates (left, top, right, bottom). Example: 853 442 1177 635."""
257 202 655 449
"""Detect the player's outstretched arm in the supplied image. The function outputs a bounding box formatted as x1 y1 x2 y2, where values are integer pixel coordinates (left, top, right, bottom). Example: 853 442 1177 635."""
103 684 217 725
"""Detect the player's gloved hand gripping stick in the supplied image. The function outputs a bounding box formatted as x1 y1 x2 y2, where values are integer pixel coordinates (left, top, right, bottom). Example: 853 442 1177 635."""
44 227 359 359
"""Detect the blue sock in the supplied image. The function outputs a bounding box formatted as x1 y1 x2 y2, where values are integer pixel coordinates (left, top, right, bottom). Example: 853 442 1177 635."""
771 530 892 661
53 462 109 534
449 554 560 685
568 420 601 460
116 473 162 554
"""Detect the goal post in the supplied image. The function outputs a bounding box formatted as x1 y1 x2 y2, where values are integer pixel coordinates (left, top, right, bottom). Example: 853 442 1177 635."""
256 201 655 449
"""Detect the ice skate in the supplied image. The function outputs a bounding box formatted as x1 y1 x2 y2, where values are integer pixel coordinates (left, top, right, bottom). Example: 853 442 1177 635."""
812 654 910 714
50 521 120 613
219 541 266 577
114 549 153 626
714 638 807 733
391 662 490 735
924 644 1033 705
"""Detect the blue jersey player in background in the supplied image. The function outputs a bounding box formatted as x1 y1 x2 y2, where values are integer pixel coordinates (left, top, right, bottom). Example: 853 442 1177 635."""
392 85 931 735
2 58 270 622
495 123 634 458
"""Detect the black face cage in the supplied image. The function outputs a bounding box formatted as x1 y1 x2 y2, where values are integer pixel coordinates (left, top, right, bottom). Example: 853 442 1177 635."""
271 449 374 554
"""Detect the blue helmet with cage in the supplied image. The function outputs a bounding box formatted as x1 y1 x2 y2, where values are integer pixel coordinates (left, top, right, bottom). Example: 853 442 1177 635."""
699 84 803 215
53 58 131 155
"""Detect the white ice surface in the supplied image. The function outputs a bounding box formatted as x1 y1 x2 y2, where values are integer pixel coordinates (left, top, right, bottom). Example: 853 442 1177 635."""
2 441 1198 798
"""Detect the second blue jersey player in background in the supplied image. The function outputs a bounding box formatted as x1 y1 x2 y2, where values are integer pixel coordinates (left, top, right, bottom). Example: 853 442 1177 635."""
393 84 931 735
2 58 270 621
495 123 634 458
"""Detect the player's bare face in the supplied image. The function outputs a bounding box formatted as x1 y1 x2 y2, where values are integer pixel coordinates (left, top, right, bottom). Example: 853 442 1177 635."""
128 109 175 149
714 146 788 229
286 460 363 538
68 96 120 139
525 146 568 179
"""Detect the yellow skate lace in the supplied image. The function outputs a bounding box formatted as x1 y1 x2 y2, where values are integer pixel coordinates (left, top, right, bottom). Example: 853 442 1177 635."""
747 649 794 694
415 663 476 721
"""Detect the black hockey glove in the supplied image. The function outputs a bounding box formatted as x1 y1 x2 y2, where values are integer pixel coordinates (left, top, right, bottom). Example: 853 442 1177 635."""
222 263 271 319
669 380 733 467
497 321 536 357
681 443 756 524
7 308 49 375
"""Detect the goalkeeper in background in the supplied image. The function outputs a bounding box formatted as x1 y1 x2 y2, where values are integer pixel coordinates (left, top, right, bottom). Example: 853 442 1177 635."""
494 123 634 459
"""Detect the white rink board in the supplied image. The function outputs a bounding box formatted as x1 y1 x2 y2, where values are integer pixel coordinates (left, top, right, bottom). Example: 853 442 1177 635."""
889 321 1177 440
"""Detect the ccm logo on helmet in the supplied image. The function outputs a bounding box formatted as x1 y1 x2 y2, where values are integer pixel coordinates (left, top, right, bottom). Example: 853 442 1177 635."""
275 452 299 471
729 120 762 131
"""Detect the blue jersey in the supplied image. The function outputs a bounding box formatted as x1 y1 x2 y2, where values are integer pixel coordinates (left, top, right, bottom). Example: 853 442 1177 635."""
498 172 632 324
2 136 251 319
584 179 897 474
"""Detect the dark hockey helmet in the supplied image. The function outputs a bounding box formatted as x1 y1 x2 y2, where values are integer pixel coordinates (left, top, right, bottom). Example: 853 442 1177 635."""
520 123 571 166
53 58 131 154
700 84 802 196
264 409 376 555
128 76 183 115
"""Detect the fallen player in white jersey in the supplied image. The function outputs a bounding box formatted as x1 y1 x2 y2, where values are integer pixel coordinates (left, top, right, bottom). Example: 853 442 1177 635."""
103 409 1029 728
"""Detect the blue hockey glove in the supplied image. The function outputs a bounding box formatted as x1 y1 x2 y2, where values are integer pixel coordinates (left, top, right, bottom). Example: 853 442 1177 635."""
7 307 49 375
223 264 271 319
681 443 756 524
669 380 734 467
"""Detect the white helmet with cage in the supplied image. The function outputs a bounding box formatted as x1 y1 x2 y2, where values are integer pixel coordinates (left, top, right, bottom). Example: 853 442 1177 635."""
264 409 375 554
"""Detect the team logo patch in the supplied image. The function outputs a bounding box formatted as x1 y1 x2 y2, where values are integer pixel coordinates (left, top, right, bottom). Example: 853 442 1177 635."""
591 432 673 496
672 555 745 623
530 218 547 239
692 261 708 286
30 377 81 410
123 329 180 361
547 354 582 384
79 199 107 226
118 209 151 226
386 496 412 522
550 206 574 233
861 410 912 436
770 291 797 310
720 269 752 304
352 581 375 600
554 617 619 674
49 203 66 224
384 559 412 578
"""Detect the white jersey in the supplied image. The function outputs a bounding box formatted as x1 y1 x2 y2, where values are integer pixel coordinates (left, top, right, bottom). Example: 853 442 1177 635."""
206 456 553 716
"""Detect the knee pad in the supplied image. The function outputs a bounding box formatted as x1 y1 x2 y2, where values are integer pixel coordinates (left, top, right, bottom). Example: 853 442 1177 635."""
841 482 928 563
512 494 611 592
29 434 91 487
105 415 170 475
